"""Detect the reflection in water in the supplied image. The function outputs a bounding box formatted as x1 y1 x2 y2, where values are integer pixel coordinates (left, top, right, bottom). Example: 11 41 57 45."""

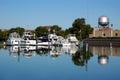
36 46 51 56
7 46 20 62
89 44 120 65
21 46 36 58
4 43 120 68
6 45 79 59
98 55 109 65
7 46 20 57
72 44 93 72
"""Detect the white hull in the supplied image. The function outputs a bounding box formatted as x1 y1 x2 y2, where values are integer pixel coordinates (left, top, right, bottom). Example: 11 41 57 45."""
6 39 21 46
37 42 51 46
62 43 71 47
21 40 36 46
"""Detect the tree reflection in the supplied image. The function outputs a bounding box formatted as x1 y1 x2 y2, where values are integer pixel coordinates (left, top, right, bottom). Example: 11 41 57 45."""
72 45 93 67
0 45 6 50
36 47 51 56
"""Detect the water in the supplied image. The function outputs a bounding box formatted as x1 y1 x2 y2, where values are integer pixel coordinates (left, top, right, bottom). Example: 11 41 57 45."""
0 44 120 80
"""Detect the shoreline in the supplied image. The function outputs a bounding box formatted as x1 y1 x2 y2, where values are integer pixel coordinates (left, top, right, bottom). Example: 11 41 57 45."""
83 39 120 47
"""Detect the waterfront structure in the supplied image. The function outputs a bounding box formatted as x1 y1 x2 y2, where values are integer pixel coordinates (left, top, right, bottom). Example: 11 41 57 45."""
89 27 120 38
89 16 120 38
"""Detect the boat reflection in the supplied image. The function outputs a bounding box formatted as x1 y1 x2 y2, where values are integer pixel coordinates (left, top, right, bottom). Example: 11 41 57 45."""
7 46 20 57
6 45 79 58
21 46 36 58
5 44 120 68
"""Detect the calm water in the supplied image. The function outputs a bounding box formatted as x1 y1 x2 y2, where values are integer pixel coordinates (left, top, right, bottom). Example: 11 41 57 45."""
0 44 120 80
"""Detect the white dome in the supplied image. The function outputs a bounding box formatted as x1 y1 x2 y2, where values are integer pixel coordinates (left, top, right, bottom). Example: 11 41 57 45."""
98 16 109 26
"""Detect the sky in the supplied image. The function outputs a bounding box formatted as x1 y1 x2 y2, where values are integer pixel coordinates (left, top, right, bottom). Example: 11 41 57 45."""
0 0 120 30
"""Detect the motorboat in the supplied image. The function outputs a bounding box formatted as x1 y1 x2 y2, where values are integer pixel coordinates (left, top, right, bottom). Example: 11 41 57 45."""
21 32 36 46
37 35 51 46
6 32 21 46
66 34 79 46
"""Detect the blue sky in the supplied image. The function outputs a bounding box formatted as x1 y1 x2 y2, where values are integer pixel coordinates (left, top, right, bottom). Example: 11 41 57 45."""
0 0 120 30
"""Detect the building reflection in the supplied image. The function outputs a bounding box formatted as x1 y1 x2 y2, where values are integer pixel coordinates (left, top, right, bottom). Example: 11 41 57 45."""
6 44 120 68
98 55 109 65
89 45 120 65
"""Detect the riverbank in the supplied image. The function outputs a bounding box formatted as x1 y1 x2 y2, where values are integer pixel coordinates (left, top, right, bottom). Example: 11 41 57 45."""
0 41 5 45
83 39 120 47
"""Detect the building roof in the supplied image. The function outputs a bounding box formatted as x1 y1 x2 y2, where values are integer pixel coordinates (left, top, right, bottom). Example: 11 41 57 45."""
99 27 112 31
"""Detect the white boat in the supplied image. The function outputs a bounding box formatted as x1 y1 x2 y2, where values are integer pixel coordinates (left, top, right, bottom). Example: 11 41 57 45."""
48 34 63 46
62 41 71 47
48 34 58 45
56 34 78 47
37 35 51 46
21 32 36 46
66 34 79 46
6 32 21 46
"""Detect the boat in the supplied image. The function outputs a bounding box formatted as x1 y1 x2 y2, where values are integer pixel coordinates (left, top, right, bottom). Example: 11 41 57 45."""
37 35 51 46
6 32 21 46
21 32 36 46
66 34 79 46
57 34 78 47
48 34 63 46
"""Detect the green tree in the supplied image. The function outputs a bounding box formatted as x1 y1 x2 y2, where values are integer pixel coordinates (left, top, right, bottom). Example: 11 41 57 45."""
35 26 48 37
81 24 93 39
0 29 3 41
0 29 9 41
8 27 25 37
72 18 85 30
64 29 71 37
50 25 66 37
67 18 93 40
50 25 61 34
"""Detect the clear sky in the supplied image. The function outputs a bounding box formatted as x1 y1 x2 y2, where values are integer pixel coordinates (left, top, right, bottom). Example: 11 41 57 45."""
0 0 120 30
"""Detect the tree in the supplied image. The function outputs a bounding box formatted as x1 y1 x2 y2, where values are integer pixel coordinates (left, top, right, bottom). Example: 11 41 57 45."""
0 29 3 41
50 25 67 37
8 27 25 37
81 24 93 39
3 30 9 41
72 18 85 30
0 29 9 41
67 18 93 40
35 26 48 37
50 25 61 34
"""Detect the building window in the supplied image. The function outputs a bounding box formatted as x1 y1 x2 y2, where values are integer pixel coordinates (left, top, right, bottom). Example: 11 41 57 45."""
115 33 118 36
103 33 105 36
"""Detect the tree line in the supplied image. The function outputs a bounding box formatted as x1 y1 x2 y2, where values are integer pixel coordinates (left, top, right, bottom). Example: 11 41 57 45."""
0 18 93 41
